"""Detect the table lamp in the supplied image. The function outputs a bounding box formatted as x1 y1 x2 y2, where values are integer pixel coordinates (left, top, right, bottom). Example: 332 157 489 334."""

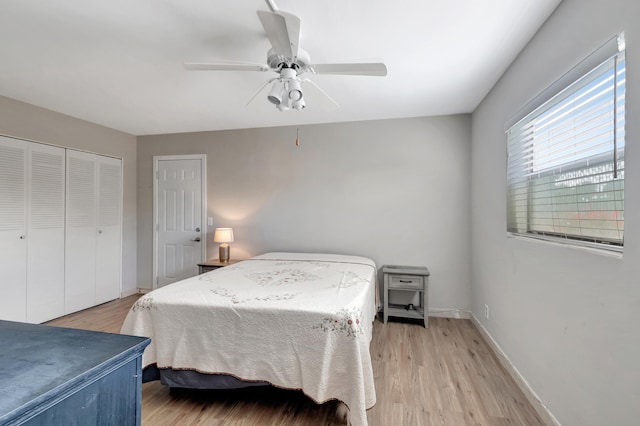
213 227 234 262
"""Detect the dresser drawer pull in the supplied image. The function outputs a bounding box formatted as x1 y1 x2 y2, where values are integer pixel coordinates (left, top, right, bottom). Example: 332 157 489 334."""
399 280 413 283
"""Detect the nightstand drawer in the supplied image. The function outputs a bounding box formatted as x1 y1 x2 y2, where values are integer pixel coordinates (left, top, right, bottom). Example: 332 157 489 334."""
388 274 424 290
198 259 240 274
200 265 218 274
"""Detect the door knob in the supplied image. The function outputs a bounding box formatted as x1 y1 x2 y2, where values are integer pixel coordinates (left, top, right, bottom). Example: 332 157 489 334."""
195 227 200 232
193 237 201 242
19 235 26 240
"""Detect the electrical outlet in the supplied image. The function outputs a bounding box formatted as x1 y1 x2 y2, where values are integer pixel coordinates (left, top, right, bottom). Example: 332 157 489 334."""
484 304 489 320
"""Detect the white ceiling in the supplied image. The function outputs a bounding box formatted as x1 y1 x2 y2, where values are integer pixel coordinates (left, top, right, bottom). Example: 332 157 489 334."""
0 0 560 136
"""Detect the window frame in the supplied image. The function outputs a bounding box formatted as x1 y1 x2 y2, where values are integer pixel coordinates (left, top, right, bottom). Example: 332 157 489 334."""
505 34 626 253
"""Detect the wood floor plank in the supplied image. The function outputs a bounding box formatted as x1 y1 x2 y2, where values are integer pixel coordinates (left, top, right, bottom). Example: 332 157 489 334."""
46 296 544 425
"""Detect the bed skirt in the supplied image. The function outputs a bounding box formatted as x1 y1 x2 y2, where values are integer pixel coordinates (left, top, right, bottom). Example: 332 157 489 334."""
143 364 270 389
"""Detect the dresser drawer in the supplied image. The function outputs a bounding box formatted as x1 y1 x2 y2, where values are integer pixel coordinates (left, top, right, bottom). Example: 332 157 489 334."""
388 274 424 290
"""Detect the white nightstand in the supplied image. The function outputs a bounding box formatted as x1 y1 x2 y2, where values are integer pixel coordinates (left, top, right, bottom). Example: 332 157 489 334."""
382 265 430 327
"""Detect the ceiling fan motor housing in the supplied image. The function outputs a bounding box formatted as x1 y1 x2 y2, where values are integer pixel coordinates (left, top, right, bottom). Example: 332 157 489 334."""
267 48 311 73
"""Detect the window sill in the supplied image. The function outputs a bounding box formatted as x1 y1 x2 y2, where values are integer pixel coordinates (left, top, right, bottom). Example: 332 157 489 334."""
506 233 623 259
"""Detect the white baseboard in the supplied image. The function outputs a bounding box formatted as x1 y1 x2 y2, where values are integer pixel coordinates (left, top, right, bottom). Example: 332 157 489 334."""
120 288 138 298
120 288 148 298
428 308 471 319
378 308 471 319
471 315 561 426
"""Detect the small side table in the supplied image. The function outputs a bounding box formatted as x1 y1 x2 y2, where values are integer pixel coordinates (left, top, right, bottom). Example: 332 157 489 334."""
382 265 430 327
197 259 240 274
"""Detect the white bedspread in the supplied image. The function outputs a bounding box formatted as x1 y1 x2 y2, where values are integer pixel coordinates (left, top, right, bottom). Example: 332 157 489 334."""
121 252 377 426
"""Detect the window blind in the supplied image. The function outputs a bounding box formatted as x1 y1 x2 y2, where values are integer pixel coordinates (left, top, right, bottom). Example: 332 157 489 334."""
506 47 625 250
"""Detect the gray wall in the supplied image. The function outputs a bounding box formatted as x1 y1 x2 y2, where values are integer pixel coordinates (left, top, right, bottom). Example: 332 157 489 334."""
471 0 640 424
138 115 472 315
0 95 138 296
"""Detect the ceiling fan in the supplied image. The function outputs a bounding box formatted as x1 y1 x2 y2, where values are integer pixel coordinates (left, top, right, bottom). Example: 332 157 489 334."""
184 0 387 111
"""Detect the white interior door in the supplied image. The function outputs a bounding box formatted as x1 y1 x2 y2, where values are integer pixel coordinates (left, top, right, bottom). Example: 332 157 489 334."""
0 136 27 322
65 150 97 314
95 156 122 304
155 157 205 288
27 143 66 323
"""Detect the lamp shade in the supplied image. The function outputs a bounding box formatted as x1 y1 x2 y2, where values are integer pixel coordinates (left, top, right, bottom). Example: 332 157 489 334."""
213 227 234 243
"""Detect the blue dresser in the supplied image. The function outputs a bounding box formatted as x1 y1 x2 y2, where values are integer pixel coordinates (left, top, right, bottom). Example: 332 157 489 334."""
0 320 150 425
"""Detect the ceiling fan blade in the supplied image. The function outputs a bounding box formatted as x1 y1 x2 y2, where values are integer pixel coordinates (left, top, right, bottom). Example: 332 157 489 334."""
310 62 387 76
301 79 339 110
184 62 269 72
256 10 300 59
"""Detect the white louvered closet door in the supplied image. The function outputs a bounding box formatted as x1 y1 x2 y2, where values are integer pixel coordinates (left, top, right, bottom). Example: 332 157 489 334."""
0 136 28 321
95 156 122 305
65 150 97 314
27 143 66 323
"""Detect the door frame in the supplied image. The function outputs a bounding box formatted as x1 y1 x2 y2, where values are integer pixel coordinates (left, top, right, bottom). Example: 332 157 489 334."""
152 154 207 290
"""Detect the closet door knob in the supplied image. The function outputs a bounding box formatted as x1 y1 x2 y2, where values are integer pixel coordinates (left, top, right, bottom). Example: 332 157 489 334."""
19 235 26 239
193 237 201 242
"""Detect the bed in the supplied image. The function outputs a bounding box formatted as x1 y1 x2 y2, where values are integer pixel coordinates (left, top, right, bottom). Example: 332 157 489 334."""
120 252 378 426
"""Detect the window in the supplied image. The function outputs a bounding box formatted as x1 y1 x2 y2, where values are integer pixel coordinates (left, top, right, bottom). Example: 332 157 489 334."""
506 35 625 251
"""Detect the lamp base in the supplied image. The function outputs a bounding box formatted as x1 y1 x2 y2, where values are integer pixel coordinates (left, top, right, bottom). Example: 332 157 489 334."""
219 244 230 263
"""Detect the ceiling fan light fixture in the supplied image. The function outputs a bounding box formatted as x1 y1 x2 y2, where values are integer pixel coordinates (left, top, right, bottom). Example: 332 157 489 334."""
277 100 290 111
288 78 303 101
292 98 305 110
267 79 285 105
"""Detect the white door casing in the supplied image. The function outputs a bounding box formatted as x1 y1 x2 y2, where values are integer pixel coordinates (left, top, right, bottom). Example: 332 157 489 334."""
153 155 206 289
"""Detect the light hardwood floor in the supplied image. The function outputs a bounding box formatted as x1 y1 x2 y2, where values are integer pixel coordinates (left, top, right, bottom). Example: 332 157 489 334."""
47 295 544 426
